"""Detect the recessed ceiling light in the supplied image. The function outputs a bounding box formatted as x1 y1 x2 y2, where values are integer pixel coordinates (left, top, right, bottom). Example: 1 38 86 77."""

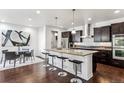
1 19 5 22
29 25 32 27
28 18 32 21
114 10 120 14
36 10 40 14
88 18 92 21
72 22 74 25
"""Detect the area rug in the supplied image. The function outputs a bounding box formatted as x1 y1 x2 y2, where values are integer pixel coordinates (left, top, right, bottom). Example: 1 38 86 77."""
0 57 44 71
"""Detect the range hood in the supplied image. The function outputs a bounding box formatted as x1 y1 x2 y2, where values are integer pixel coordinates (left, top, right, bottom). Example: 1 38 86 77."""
81 24 93 38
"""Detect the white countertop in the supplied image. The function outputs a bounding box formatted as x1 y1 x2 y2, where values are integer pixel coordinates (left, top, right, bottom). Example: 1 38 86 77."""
46 48 98 56
73 47 112 51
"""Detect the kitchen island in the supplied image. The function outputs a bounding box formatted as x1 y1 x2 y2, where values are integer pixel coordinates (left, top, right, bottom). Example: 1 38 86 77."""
46 49 97 80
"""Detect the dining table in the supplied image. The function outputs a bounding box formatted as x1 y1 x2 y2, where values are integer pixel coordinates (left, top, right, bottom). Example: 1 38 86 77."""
6 50 30 63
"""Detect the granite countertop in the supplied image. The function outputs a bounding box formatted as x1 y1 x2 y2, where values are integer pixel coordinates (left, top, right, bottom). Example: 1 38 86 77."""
46 48 98 56
73 46 112 51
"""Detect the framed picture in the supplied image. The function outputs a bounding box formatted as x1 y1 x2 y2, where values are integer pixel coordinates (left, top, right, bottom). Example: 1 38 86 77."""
2 30 31 47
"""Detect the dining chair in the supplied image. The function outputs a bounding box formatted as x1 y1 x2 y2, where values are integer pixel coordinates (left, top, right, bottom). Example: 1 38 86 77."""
31 50 35 60
0 50 8 64
3 52 20 68
23 50 35 62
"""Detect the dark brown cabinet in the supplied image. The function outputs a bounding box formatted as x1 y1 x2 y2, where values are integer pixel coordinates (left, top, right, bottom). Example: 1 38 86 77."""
120 23 124 34
80 30 83 42
94 28 101 42
111 59 124 68
62 31 73 43
94 26 111 42
101 26 111 42
62 31 71 38
93 50 112 65
62 30 83 42
93 50 124 68
93 50 112 72
111 22 124 34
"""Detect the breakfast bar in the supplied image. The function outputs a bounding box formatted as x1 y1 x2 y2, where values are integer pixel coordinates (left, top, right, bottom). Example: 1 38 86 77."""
46 49 97 80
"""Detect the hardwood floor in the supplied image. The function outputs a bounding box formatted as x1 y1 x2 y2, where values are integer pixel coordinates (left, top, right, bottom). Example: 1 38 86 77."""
0 61 123 83
0 62 86 83
88 63 124 83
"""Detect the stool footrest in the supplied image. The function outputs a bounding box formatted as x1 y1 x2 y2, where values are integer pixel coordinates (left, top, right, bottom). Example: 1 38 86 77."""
57 56 68 59
49 54 56 57
70 78 82 83
42 52 49 55
69 60 83 64
49 67 57 71
58 72 67 77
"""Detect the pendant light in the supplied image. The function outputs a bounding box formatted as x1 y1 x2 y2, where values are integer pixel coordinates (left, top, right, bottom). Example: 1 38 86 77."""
54 17 58 36
71 9 76 34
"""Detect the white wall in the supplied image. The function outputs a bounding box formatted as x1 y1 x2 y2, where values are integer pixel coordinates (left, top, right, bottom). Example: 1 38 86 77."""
77 23 112 47
93 17 124 27
67 26 84 31
37 25 65 57
71 24 112 47
2 17 124 58
67 22 111 46
0 23 66 58
45 25 65 49
0 23 39 57
37 25 46 55
70 17 124 47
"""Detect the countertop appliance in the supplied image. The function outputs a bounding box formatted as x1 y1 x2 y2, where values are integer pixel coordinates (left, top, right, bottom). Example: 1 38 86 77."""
112 34 124 60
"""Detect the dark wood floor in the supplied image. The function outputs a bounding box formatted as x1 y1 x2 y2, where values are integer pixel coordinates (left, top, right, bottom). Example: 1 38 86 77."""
88 63 124 83
0 62 86 83
0 61 124 83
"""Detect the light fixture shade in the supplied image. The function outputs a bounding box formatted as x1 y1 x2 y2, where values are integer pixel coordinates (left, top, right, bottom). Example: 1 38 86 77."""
71 9 76 35
71 29 76 34
54 32 58 36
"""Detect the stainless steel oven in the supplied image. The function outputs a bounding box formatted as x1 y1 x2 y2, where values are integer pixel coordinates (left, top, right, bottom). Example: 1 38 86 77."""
112 34 124 60
113 48 124 60
113 34 124 47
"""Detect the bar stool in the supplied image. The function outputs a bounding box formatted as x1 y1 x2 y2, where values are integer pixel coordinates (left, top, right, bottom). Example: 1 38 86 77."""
57 56 68 77
69 59 83 83
42 52 50 67
48 54 57 71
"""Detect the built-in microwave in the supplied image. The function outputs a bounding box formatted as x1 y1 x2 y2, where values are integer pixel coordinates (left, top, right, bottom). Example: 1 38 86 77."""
113 34 124 48
112 34 124 60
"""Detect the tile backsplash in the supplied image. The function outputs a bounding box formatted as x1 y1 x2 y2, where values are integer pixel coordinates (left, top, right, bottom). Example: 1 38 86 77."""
74 37 112 47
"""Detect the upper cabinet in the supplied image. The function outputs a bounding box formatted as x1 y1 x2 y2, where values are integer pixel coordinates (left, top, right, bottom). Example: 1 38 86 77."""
111 22 124 34
94 26 111 42
101 26 111 42
62 30 83 42
62 31 71 38
94 28 101 42
74 30 83 42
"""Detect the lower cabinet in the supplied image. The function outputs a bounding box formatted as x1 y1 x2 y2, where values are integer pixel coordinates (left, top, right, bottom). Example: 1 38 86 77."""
111 59 124 68
93 50 124 68
93 50 112 65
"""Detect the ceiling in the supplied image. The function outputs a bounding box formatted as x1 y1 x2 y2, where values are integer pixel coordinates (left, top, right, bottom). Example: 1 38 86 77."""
0 9 124 28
